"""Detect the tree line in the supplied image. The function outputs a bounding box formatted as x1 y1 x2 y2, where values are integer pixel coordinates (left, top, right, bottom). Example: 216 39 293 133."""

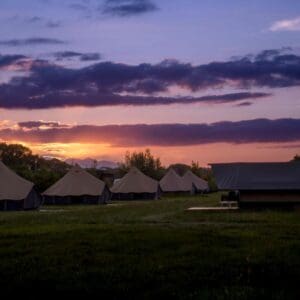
0 143 70 192
6 143 299 192
117 149 217 190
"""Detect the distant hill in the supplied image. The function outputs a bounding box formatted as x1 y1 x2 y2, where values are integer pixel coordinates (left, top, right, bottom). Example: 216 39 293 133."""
65 158 118 169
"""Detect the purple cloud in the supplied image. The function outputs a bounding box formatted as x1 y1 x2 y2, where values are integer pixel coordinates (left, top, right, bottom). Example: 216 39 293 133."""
102 0 158 17
0 48 298 109
18 121 70 129
53 51 101 61
0 54 26 68
0 91 270 109
235 101 253 107
2 118 300 146
80 53 102 61
0 38 66 46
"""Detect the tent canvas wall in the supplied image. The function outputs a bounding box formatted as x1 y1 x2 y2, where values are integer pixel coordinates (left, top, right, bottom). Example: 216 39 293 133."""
211 162 300 209
111 167 160 200
182 170 209 194
43 165 110 204
0 161 41 211
159 168 191 194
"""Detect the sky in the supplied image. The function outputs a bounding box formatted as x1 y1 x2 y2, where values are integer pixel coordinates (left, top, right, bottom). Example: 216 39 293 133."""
0 0 300 166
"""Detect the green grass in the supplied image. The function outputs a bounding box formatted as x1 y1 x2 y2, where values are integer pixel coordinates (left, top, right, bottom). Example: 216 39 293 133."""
0 193 300 298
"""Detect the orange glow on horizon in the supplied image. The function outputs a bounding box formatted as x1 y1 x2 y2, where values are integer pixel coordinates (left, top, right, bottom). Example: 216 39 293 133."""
7 140 300 167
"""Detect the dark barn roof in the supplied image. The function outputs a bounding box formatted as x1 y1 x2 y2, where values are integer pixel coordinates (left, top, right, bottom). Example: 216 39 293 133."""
211 162 300 191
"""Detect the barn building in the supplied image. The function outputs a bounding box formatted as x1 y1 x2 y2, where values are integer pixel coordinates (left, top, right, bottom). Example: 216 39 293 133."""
211 162 300 209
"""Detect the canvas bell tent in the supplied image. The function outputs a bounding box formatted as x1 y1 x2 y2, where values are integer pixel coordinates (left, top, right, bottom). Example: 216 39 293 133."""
211 162 300 209
43 165 110 204
159 168 191 194
0 161 41 211
182 170 209 194
111 167 160 200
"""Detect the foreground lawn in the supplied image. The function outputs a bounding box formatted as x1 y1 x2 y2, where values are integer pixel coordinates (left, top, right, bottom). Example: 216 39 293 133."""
0 193 300 299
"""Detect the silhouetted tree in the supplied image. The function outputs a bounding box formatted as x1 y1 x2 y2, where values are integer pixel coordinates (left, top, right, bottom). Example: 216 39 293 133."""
0 143 70 191
119 149 165 179
292 154 300 162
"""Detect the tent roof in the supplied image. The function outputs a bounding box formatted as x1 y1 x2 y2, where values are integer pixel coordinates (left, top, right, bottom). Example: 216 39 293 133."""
160 168 191 192
111 167 158 194
43 165 106 196
0 160 34 201
182 170 209 190
211 162 300 191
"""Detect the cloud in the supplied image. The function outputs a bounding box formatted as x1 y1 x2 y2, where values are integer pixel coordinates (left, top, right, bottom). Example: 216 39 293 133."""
261 143 300 149
27 16 43 23
0 48 298 109
234 101 253 107
0 120 13 130
270 16 300 31
80 53 102 61
18 121 71 129
254 48 292 60
46 21 62 28
2 118 300 146
21 16 62 28
0 91 270 109
102 0 158 17
53 51 82 60
197 92 270 103
68 0 159 19
0 56 53 73
53 51 101 61
0 38 66 46
0 54 27 69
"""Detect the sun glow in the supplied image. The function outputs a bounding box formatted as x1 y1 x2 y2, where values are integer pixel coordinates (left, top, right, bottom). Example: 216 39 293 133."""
19 142 114 160
7 140 300 167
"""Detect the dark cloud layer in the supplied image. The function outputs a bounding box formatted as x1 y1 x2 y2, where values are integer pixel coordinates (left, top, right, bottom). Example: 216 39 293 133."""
0 91 269 109
235 101 253 107
4 118 300 146
18 121 70 129
80 53 102 61
0 48 298 109
53 51 101 61
102 0 158 17
53 51 82 60
0 38 66 46
0 54 26 68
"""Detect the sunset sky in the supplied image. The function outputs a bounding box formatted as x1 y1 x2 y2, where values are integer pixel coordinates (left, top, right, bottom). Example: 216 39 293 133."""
0 0 300 166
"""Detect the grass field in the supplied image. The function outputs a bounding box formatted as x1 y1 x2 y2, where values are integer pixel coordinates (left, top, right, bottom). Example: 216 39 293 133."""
0 193 300 298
